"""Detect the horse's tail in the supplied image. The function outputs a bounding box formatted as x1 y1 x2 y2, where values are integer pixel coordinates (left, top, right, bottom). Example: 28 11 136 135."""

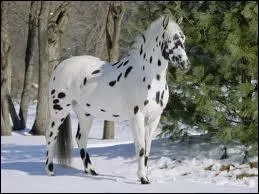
56 114 72 166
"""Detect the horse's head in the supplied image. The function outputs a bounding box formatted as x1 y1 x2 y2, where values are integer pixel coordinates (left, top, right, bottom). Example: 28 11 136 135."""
161 15 191 73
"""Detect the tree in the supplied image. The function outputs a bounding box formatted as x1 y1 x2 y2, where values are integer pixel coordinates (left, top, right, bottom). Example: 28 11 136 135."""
19 1 40 130
103 1 125 139
121 1 258 157
48 1 71 75
1 1 12 136
30 1 50 135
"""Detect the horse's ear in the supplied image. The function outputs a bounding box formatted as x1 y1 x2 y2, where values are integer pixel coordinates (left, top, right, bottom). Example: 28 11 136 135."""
163 15 169 29
177 16 183 25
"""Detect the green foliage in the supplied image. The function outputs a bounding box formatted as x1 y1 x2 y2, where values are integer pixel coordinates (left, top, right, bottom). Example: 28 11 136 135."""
121 1 258 150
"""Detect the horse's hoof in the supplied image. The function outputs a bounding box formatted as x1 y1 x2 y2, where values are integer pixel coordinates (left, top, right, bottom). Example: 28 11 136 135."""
85 169 98 176
46 170 54 176
140 177 150 184
90 169 98 176
45 167 54 176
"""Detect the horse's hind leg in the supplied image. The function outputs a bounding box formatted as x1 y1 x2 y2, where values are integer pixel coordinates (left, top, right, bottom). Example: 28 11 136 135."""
73 104 97 175
45 104 72 176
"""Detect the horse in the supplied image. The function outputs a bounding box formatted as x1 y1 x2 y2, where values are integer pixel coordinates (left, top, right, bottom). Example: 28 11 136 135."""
44 15 191 184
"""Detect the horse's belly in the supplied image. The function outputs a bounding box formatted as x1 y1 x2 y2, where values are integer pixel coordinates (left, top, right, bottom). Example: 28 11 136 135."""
77 82 131 121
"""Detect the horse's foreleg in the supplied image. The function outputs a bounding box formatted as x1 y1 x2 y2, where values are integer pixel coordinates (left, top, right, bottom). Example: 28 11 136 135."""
131 112 149 184
73 106 97 175
144 115 161 172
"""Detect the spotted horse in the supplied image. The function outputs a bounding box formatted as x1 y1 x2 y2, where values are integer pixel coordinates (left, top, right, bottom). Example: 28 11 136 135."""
45 15 191 184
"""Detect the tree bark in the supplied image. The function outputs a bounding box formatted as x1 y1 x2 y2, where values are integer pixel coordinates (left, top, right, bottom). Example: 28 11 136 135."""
1 1 12 136
103 1 124 139
19 1 39 130
48 1 71 76
31 1 50 135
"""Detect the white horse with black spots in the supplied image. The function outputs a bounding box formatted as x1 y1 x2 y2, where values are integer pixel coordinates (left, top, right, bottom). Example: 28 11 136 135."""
45 15 191 184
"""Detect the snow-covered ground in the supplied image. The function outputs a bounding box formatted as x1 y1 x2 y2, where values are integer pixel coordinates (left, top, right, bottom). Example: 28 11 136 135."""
1 104 258 193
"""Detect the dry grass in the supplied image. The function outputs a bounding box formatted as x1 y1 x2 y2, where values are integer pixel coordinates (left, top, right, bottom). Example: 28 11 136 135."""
236 173 258 180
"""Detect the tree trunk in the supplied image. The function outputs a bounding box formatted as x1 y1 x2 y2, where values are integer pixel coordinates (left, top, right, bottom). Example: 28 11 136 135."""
31 1 50 135
103 2 124 139
1 1 12 136
48 1 70 76
19 1 39 130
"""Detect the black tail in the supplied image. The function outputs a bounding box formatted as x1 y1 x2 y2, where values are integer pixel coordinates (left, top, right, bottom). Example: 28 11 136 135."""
56 114 72 166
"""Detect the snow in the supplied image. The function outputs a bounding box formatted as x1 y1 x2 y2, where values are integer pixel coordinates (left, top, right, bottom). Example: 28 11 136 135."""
1 103 258 193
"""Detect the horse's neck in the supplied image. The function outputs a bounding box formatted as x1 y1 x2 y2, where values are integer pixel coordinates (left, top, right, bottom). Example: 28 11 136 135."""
129 28 168 84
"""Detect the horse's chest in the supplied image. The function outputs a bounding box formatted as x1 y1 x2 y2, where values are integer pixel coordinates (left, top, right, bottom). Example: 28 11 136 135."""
142 81 169 121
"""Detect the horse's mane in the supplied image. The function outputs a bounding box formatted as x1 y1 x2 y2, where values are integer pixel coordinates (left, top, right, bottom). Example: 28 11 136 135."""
130 16 165 51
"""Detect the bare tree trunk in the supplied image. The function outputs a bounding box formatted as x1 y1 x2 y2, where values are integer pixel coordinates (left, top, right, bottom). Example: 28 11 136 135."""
19 1 39 130
48 1 71 76
103 1 124 139
1 109 9 136
1 1 12 136
48 1 72 141
31 1 50 135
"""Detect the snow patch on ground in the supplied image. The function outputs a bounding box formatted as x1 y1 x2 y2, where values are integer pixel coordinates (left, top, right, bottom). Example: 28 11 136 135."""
2 103 258 193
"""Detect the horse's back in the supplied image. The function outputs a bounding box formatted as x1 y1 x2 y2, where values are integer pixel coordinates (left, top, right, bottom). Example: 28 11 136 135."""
49 55 107 100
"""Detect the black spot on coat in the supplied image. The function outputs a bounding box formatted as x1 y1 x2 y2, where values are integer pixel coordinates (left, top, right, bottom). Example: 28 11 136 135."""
148 85 151 90
112 61 120 66
156 91 160 104
86 103 91 107
80 148 85 159
162 32 165 39
143 77 146 82
149 56 152 63
50 131 53 137
124 66 133 78
58 92 65 98
117 62 123 68
113 114 119 117
156 74 160 81
51 89 55 95
85 113 91 116
100 109 106 112
53 104 63 110
117 73 122 82
51 121 55 128
158 59 161 66
109 80 116 86
160 100 163 107
53 99 59 104
161 90 164 99
144 100 149 106
140 45 143 55
48 163 53 172
76 125 80 138
92 70 100 74
142 34 146 43
123 60 129 66
134 106 139 114
139 148 144 157
145 156 148 166
83 77 87 85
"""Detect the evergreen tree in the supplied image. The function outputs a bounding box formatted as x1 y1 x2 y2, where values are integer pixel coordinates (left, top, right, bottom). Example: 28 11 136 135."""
121 1 258 155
